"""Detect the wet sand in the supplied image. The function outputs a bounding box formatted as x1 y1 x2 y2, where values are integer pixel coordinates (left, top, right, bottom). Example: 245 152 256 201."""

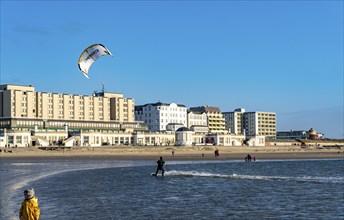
1 145 343 161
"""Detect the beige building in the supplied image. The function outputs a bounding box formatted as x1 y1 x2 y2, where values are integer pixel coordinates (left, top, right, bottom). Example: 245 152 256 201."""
94 92 135 122
0 84 36 118
243 111 276 138
0 84 134 122
189 105 225 133
223 108 276 138
0 84 146 147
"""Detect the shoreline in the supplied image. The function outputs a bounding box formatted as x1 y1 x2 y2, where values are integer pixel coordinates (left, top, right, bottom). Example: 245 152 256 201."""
1 145 343 161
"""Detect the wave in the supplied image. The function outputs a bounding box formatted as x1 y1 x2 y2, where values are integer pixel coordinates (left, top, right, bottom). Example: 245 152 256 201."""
11 162 48 166
165 170 344 183
1 160 152 220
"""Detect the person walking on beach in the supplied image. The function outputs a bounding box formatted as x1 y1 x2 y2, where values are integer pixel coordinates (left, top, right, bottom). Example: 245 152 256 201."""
155 156 165 176
214 149 219 157
19 187 40 220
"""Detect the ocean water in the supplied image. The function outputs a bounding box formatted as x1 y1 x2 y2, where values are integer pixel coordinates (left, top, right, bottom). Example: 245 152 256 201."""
1 157 343 219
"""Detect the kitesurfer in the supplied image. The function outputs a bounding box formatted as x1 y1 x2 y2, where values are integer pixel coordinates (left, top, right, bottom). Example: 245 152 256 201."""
155 156 165 176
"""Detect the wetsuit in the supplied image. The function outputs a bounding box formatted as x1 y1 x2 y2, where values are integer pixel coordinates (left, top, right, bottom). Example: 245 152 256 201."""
155 158 165 176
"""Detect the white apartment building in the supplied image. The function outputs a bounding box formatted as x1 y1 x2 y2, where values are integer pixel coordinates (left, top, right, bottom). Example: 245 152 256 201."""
187 110 208 128
189 105 225 133
135 102 187 132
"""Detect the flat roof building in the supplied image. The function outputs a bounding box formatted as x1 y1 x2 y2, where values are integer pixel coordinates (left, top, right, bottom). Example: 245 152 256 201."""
0 84 145 133
189 105 226 133
135 102 187 132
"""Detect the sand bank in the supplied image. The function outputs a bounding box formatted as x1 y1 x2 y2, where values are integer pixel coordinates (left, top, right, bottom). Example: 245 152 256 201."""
1 145 343 160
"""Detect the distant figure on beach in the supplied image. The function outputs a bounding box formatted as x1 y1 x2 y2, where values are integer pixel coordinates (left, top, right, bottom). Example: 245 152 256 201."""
19 187 40 220
245 154 252 162
155 156 165 176
172 150 175 157
214 149 219 157
253 156 256 162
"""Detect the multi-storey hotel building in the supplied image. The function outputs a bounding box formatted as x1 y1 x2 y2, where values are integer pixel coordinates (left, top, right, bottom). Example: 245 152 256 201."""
223 108 245 135
135 102 187 132
0 84 147 147
223 109 276 138
242 111 276 138
189 106 225 133
0 85 135 122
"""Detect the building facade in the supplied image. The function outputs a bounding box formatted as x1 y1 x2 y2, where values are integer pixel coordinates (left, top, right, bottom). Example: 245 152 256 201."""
223 109 276 138
135 102 187 132
276 128 324 140
0 85 135 122
0 84 146 147
94 92 135 122
189 105 225 133
0 85 269 148
187 110 208 128
242 111 276 138
223 108 245 135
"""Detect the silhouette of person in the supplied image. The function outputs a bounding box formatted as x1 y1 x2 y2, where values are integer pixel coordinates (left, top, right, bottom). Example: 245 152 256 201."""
155 156 165 176
246 154 252 162
214 149 219 157
248 154 252 161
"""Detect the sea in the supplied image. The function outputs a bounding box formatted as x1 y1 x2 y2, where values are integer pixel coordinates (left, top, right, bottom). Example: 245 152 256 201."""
1 157 343 220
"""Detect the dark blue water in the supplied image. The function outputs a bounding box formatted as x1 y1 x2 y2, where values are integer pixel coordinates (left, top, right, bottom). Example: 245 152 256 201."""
1 158 343 219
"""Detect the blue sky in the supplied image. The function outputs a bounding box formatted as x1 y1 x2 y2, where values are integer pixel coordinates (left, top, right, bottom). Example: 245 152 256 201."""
1 1 343 138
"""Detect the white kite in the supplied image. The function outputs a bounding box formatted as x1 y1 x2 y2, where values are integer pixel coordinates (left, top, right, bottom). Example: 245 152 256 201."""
78 44 112 79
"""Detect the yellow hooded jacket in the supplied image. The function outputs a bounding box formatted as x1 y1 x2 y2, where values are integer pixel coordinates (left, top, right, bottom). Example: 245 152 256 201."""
19 196 40 220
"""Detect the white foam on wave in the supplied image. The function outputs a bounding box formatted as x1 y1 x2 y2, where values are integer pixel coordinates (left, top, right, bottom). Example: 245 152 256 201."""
163 196 180 201
11 162 47 166
165 170 344 183
166 170 228 178
8 160 151 193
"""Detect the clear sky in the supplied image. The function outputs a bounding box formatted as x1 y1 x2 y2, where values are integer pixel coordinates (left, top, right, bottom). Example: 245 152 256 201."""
1 1 343 138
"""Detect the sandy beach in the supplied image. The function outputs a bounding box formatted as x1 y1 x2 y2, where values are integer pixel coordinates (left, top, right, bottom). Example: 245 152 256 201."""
1 144 343 160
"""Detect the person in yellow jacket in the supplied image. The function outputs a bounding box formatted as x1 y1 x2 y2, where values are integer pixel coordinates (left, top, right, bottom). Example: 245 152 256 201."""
19 188 40 220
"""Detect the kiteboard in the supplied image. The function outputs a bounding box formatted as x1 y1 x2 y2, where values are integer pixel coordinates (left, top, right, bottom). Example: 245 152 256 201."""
151 173 164 177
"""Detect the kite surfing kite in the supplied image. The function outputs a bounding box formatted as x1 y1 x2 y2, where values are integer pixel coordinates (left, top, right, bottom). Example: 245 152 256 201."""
78 44 112 79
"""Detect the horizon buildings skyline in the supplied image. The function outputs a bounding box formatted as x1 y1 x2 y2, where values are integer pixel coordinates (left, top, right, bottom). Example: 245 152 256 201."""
0 83 330 138
1 83 268 148
1 83 289 140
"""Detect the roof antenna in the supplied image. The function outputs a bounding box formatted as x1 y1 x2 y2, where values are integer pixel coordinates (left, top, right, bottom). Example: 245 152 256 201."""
102 81 105 93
